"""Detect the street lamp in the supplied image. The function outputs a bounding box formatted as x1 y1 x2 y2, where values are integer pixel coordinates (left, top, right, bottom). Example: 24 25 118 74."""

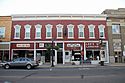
99 38 104 66
51 38 55 67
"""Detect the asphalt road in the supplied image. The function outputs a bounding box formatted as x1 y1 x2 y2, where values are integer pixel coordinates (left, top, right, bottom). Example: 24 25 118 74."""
0 66 125 83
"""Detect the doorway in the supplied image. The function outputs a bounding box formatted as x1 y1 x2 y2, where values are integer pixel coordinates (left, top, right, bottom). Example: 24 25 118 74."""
57 51 63 64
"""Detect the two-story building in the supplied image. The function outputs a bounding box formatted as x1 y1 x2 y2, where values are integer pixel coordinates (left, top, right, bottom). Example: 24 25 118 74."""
11 14 109 65
102 8 125 63
0 16 12 62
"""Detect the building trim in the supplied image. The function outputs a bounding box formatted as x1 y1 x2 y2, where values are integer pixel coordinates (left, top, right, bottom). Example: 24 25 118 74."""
12 14 107 21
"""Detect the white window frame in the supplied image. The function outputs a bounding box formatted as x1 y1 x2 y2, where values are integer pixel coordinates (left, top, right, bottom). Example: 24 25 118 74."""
88 24 95 38
45 24 53 39
24 24 31 39
14 25 21 39
78 24 85 39
98 24 105 38
112 24 120 34
0 27 5 38
35 24 42 39
56 24 63 39
67 24 74 39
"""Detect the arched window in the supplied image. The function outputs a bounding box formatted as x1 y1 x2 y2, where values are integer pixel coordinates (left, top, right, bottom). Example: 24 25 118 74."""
14 25 21 39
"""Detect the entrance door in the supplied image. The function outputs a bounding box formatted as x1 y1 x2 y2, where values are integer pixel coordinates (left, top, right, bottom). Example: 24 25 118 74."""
57 51 63 64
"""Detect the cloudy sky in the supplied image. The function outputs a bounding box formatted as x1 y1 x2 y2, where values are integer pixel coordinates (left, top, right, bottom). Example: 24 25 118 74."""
0 0 125 16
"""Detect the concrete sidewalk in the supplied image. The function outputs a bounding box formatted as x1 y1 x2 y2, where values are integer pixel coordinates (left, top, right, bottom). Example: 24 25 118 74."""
39 63 125 68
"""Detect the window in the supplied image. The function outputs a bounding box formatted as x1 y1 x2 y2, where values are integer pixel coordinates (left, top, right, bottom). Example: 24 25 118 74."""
57 43 63 48
46 24 53 38
35 24 42 39
67 24 74 38
14 25 21 39
0 27 5 38
88 24 95 38
112 24 120 34
24 24 31 39
78 24 85 38
98 24 105 38
56 24 63 38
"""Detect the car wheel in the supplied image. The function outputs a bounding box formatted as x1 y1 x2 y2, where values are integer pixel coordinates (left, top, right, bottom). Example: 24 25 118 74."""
26 64 32 70
4 64 10 69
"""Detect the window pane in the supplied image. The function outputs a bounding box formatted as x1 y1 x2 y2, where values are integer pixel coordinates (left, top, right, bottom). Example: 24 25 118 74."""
90 32 94 37
36 32 41 37
47 32 51 37
0 27 5 38
79 32 84 37
58 32 62 37
112 24 120 34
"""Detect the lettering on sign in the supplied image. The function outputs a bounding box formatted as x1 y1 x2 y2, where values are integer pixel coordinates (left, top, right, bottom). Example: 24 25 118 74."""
16 44 30 47
86 42 99 48
67 44 80 47
39 43 44 47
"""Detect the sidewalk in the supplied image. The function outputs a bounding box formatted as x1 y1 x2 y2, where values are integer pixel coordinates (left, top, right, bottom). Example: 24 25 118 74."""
39 63 125 68
107 63 125 67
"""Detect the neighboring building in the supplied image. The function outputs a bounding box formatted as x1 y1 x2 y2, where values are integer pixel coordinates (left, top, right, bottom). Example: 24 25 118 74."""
0 16 12 62
102 8 125 63
11 14 109 65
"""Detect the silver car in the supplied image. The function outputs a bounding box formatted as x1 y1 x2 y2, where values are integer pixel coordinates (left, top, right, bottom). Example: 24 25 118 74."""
1 58 39 69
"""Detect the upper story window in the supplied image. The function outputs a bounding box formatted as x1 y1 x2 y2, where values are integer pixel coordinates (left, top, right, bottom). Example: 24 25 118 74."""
88 24 95 38
14 25 21 39
112 24 120 34
67 24 74 38
24 24 31 39
0 27 5 38
45 24 53 38
78 24 85 38
98 24 105 38
35 24 42 39
56 24 63 39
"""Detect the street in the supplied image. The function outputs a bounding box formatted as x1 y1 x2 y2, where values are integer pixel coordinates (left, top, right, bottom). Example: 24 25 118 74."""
0 66 125 83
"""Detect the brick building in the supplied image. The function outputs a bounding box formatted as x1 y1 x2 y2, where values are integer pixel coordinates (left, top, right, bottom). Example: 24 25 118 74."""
11 14 109 65
0 16 12 62
102 8 125 63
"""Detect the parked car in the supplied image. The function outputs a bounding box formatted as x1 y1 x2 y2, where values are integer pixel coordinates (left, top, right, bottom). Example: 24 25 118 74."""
0 57 39 69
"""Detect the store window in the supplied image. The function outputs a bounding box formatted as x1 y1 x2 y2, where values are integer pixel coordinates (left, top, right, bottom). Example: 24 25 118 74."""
14 25 21 39
46 24 52 38
112 24 120 34
78 24 85 38
98 24 105 38
56 24 63 38
88 24 95 38
35 24 42 39
24 24 31 39
86 50 100 60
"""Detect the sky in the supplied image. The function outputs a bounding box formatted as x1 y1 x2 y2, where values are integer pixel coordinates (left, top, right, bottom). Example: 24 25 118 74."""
0 0 125 16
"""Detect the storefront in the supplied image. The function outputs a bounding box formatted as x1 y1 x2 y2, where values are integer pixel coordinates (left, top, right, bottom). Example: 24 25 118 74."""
85 41 109 64
0 42 10 62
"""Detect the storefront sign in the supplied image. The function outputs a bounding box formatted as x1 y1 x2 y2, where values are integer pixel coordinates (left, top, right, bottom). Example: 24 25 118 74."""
16 44 30 47
39 43 44 47
67 44 80 47
86 42 99 48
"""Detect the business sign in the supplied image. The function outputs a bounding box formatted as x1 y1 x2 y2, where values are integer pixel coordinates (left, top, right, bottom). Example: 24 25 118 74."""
86 42 99 48
39 43 44 47
16 44 30 47
67 44 81 47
